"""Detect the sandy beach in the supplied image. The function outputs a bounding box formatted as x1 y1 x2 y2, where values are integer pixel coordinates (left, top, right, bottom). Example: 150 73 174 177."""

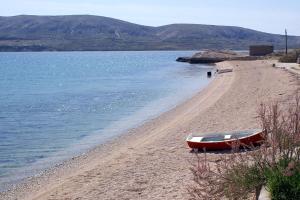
1 60 299 200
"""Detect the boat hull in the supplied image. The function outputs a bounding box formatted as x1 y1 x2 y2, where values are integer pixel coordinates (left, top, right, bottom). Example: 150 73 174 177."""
187 130 265 151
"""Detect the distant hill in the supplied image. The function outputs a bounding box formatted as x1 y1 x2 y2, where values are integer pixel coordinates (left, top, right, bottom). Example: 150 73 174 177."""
0 15 299 51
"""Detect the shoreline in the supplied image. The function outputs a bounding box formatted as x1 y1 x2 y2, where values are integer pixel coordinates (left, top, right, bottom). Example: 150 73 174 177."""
0 64 215 193
1 60 298 200
0 64 223 199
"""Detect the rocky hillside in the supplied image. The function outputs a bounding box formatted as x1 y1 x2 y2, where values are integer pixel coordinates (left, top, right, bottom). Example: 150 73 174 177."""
0 15 299 51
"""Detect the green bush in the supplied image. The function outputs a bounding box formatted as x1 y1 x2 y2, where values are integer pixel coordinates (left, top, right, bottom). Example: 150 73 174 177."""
223 164 265 198
265 160 300 200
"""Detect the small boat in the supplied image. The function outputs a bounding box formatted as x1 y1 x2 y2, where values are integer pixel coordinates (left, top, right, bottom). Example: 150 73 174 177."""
186 129 265 151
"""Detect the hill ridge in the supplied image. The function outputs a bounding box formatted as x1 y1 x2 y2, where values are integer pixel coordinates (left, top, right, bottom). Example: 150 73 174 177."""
0 15 299 51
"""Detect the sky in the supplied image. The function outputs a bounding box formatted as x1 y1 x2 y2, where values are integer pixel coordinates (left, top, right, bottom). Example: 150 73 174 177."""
1 0 299 35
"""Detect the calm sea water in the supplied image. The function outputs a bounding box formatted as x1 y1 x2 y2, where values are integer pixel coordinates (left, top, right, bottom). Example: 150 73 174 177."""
0 51 213 190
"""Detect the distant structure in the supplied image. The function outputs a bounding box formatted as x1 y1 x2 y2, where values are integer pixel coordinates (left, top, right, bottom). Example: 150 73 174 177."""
297 55 300 64
249 45 274 56
285 29 288 55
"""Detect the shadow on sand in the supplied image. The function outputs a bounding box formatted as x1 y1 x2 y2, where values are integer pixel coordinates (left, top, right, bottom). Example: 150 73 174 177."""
189 145 263 155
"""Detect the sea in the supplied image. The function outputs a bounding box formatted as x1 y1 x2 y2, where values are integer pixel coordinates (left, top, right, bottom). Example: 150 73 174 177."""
0 51 214 191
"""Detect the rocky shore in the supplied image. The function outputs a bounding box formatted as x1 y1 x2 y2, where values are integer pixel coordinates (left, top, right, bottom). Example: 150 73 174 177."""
176 50 257 63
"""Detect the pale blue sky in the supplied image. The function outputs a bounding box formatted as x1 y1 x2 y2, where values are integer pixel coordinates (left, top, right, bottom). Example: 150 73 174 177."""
1 0 299 35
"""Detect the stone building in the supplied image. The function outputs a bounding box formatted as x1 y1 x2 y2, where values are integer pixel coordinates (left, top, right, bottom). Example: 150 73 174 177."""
249 45 274 56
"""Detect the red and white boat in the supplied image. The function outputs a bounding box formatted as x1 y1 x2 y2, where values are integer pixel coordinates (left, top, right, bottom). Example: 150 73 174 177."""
186 129 265 151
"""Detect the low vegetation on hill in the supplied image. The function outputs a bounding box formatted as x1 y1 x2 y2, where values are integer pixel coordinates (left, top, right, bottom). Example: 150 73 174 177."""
1 15 300 51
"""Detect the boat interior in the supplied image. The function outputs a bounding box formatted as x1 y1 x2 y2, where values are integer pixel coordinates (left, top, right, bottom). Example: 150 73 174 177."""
188 129 262 142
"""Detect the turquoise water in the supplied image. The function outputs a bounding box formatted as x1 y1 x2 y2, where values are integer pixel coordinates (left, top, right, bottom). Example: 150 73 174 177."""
0 51 213 190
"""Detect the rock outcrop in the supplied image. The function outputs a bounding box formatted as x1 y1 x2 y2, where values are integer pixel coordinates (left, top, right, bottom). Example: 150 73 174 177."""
176 50 242 64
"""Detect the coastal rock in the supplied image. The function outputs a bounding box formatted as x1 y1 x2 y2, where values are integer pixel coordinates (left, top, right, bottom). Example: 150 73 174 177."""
192 50 239 59
176 57 190 62
176 50 241 64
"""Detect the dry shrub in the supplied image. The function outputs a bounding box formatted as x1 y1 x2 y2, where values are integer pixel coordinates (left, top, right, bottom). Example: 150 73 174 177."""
189 91 300 200
279 49 300 63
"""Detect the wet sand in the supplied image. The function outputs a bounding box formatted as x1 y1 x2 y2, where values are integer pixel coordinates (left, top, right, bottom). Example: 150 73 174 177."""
1 60 298 200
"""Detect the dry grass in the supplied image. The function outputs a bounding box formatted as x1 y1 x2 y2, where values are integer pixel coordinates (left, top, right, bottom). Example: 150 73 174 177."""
279 49 300 63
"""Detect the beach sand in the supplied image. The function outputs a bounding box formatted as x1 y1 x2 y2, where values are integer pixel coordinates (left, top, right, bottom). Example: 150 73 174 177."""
1 60 299 200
